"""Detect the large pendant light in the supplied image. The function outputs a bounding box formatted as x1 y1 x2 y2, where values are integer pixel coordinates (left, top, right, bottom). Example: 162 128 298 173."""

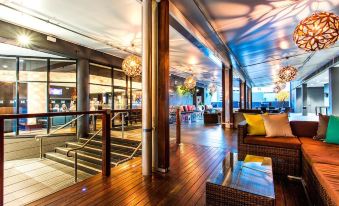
273 85 282 93
184 75 196 90
293 11 339 51
208 83 217 94
278 66 298 82
122 55 142 77
275 80 286 90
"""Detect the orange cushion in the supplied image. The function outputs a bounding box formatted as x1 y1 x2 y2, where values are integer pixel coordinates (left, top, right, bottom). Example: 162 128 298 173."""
302 142 339 166
244 136 301 149
312 163 339 205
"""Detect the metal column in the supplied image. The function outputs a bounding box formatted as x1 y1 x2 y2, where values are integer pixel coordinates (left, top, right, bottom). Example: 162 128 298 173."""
142 0 153 176
76 58 90 139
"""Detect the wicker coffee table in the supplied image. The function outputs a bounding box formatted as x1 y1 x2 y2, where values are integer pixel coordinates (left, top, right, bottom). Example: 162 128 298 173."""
206 153 275 206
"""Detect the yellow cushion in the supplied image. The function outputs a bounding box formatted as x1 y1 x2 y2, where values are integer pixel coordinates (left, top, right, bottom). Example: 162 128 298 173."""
243 113 266 136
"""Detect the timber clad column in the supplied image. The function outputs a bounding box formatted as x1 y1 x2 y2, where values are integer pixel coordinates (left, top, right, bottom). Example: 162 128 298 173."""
240 80 246 109
248 87 252 109
222 64 234 129
157 0 170 172
151 0 159 171
77 58 90 139
142 0 153 176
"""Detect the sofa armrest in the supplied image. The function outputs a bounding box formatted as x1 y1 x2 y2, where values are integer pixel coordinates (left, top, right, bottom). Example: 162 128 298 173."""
238 121 248 145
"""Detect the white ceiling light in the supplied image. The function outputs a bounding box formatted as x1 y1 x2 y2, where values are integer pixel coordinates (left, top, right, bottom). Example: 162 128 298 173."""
279 40 289 49
17 34 31 47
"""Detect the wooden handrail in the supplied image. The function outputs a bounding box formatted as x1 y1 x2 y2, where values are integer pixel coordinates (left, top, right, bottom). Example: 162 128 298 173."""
0 109 142 120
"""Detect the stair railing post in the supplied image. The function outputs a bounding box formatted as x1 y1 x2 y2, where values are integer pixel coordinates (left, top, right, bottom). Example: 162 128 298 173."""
121 112 125 139
0 118 4 206
176 108 181 144
74 151 78 182
40 137 43 159
102 109 111 177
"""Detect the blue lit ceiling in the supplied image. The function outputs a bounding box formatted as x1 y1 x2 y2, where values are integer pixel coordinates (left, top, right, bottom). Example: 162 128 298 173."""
173 0 339 86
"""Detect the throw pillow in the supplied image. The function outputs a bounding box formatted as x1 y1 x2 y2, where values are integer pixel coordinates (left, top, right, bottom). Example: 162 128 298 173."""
243 113 266 136
325 116 339 144
314 114 330 140
262 113 294 137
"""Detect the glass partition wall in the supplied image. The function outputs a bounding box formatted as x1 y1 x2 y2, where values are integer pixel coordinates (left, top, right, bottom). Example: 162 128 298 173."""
0 56 138 136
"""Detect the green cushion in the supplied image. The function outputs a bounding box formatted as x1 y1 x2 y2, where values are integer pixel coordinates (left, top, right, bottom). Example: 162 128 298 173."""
325 116 339 144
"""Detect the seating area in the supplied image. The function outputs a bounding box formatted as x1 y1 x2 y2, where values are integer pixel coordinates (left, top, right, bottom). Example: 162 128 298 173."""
238 115 339 205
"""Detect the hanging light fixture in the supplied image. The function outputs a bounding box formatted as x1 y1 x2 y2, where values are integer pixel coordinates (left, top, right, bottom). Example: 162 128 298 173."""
275 80 286 90
274 85 282 93
122 55 142 77
184 75 196 90
208 83 217 94
293 11 339 51
278 66 298 82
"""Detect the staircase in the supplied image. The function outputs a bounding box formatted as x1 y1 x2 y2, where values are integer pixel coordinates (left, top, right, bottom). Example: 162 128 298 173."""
44 135 142 175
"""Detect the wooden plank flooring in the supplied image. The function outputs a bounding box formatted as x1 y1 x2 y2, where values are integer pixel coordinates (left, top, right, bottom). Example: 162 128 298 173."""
29 142 308 206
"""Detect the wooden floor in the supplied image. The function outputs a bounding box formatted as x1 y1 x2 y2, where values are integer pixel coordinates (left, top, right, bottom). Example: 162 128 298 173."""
4 158 91 206
29 142 308 206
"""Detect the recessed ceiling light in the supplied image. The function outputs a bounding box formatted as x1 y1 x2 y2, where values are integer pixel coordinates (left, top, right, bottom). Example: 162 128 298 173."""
2 65 8 68
17 34 31 46
279 40 289 49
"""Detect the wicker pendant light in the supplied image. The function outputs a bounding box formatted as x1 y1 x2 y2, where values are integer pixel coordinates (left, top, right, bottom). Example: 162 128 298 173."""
275 80 286 90
184 75 196 90
278 66 298 82
293 11 339 51
122 55 142 77
208 83 217 94
273 85 282 93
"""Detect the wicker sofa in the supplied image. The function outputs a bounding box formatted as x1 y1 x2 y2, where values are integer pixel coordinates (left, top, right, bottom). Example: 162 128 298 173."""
238 120 339 205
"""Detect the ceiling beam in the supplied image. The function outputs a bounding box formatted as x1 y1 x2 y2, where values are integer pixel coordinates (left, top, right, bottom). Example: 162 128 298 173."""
302 55 339 83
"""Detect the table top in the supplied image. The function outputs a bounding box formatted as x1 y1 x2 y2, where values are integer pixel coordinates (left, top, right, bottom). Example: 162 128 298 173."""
207 153 275 199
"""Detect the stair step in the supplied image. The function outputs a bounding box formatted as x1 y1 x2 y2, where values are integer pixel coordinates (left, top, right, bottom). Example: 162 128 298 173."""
55 147 124 164
44 152 101 175
66 142 131 158
89 135 141 147
78 138 141 155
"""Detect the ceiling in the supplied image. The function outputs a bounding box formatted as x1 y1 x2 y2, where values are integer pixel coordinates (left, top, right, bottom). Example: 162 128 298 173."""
0 0 223 86
306 69 329 87
0 42 63 58
172 0 339 86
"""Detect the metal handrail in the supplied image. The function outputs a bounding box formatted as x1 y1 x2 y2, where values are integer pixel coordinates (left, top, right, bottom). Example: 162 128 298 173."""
35 114 85 159
66 112 128 182
115 141 142 166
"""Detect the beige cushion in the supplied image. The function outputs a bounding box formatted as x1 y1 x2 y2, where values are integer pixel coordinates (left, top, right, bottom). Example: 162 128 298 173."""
262 113 294 137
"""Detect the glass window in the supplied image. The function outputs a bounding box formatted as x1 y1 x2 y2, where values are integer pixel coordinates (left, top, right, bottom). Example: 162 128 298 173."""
50 59 76 83
18 58 48 135
113 69 128 110
0 56 17 135
89 63 113 110
19 58 47 81
131 75 142 109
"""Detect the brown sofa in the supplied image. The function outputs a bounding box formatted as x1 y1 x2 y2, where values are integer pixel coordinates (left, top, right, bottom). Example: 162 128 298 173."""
238 121 339 206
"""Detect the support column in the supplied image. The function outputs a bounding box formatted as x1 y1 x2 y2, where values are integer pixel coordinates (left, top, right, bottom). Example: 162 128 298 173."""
329 66 339 115
302 83 308 116
240 80 246 109
247 87 252 109
152 0 159 171
222 64 233 128
77 58 89 138
157 0 170 172
142 0 153 176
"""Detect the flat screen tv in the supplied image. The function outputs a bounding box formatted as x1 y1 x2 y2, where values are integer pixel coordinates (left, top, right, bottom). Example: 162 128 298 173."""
49 88 63 95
